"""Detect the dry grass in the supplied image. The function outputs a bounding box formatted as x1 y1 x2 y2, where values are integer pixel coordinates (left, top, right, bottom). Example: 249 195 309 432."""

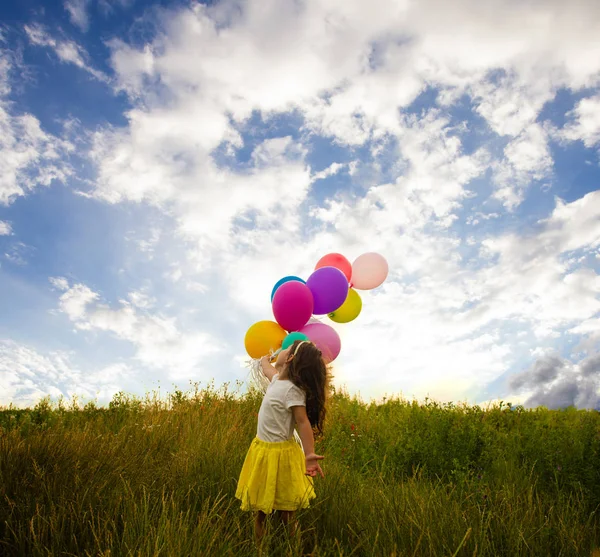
1 381 599 556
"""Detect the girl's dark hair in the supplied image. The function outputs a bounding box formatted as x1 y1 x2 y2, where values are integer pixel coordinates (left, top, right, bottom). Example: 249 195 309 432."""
286 340 331 435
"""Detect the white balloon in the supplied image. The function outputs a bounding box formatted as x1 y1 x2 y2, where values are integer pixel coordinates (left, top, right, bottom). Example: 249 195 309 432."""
351 252 389 290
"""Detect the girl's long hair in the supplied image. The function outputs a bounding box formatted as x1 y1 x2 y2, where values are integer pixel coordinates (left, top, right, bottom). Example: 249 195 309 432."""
286 340 331 435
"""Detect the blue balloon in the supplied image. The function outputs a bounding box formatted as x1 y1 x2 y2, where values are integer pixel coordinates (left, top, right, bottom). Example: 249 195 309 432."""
270 276 306 301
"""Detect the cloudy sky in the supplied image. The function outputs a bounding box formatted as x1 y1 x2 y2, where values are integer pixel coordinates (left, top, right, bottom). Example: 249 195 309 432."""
1 0 599 410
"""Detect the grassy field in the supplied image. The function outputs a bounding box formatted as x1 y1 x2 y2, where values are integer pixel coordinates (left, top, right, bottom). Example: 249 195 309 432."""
1 381 599 556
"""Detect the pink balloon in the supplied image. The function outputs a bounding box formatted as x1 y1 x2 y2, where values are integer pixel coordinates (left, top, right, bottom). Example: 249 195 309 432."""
351 252 389 290
272 281 314 332
299 322 341 362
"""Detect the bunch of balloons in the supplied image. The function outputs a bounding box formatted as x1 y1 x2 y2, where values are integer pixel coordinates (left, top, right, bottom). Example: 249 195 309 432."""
244 252 388 363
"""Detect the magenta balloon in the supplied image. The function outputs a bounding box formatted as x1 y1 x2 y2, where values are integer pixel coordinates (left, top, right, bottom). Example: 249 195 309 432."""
272 281 314 332
306 266 349 315
299 322 341 362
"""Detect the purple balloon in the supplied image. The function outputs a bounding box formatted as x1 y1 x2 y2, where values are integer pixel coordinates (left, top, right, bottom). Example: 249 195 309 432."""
306 266 349 315
272 281 314 332
299 322 341 362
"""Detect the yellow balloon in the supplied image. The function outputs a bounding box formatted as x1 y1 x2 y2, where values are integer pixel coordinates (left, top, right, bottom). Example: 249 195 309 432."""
244 320 287 358
328 288 362 323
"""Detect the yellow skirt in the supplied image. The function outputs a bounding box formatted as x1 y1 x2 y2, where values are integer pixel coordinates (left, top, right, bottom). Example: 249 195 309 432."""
235 437 316 514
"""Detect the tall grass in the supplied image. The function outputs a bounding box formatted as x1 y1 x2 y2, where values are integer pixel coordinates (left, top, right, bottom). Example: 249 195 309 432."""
1 381 599 556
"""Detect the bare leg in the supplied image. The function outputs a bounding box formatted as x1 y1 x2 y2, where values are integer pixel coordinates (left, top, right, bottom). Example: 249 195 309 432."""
278 510 298 537
255 511 267 545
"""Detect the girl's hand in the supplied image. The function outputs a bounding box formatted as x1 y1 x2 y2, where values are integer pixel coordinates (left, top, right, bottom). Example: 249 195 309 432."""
305 453 325 478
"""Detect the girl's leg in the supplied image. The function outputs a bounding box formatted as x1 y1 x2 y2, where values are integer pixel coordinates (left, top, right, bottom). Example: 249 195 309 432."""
255 511 267 544
278 510 299 537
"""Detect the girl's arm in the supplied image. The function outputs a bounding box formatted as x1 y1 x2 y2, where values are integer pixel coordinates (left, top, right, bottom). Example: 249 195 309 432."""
259 356 278 382
292 405 325 478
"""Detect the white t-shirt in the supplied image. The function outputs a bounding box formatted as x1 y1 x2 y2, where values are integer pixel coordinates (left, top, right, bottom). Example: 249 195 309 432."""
256 373 307 442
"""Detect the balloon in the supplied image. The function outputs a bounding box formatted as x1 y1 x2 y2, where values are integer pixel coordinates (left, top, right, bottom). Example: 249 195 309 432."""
351 252 389 290
282 331 309 350
315 253 352 282
272 281 314 332
244 320 287 359
299 322 341 362
306 266 349 315
328 288 362 323
271 276 305 301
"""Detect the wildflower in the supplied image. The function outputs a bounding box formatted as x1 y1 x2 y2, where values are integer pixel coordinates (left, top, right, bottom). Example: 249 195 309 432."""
557 465 562 471
351 424 355 431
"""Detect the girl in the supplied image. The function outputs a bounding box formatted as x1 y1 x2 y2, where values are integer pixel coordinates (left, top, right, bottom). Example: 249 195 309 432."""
235 339 329 543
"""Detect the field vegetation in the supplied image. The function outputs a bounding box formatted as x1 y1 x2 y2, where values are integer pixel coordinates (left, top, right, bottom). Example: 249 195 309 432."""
1 381 599 556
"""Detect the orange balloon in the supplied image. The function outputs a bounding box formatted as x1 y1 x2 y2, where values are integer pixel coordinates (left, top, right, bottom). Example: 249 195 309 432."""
315 253 352 282
244 320 287 359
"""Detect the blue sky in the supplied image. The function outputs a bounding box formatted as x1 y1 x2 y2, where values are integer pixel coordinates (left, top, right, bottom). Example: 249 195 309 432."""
1 0 599 410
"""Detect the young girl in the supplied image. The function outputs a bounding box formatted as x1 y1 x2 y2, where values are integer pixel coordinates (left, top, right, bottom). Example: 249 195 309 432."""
235 339 329 543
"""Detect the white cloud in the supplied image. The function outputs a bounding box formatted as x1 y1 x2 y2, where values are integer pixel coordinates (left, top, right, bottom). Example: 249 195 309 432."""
538 191 600 254
50 277 223 379
0 49 74 205
397 111 490 220
4 242 34 266
49 276 69 290
91 0 600 259
107 40 155 97
24 24 108 82
0 339 131 409
561 95 600 149
471 74 554 138
0 220 11 235
493 123 553 209
4 0 597 407
52 278 99 320
466 212 499 226
0 48 10 97
0 109 74 205
571 322 600 356
136 227 161 255
64 0 91 32
328 287 513 403
126 289 156 310
471 190 600 333
90 124 312 255
98 0 134 15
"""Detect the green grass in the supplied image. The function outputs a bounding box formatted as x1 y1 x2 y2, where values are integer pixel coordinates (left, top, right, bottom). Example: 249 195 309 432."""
1 381 599 556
